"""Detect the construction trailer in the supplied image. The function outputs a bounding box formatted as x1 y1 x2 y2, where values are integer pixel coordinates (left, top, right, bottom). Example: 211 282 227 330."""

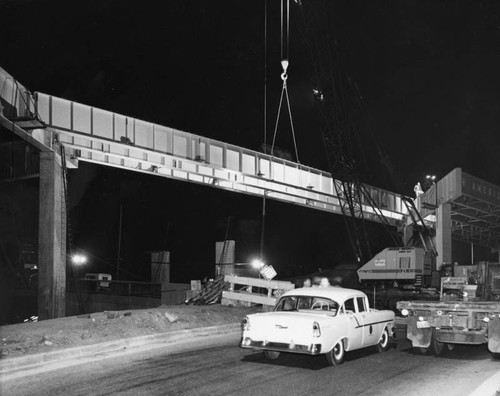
397 261 500 357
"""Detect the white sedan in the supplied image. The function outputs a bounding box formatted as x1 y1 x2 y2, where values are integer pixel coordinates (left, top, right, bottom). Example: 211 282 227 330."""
241 287 395 366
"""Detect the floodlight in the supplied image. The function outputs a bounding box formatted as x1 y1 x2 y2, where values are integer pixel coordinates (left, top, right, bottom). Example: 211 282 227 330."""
251 259 265 270
72 254 87 266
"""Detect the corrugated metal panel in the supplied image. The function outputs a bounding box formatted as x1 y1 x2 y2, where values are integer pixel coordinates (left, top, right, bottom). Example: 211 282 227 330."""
438 167 462 205
462 171 500 206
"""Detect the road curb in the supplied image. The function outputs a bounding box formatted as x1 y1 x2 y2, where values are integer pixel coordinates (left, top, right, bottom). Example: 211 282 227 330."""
0 322 241 376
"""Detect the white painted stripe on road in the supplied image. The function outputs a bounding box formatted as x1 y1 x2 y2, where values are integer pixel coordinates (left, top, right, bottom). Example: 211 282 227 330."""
468 370 500 396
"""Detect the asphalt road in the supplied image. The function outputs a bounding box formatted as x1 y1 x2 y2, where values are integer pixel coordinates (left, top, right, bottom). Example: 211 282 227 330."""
2 328 499 396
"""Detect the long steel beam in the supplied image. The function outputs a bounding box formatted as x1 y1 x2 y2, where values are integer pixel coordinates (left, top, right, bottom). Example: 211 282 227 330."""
1 67 407 225
31 92 408 225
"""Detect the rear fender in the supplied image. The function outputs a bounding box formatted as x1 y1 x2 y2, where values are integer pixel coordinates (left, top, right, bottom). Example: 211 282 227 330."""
488 316 500 353
339 337 348 352
406 317 432 348
386 322 396 338
341 336 354 351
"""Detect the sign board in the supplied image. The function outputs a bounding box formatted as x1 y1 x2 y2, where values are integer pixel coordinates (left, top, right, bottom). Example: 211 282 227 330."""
191 280 202 291
375 259 386 267
260 265 277 281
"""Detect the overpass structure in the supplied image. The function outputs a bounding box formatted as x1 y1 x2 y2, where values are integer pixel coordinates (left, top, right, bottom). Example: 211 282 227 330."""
2 67 500 319
417 169 500 264
1 81 408 225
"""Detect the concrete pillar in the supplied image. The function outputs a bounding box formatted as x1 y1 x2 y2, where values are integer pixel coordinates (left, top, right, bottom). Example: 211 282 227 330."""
38 150 66 320
215 240 235 277
151 251 171 306
436 202 452 271
151 251 170 284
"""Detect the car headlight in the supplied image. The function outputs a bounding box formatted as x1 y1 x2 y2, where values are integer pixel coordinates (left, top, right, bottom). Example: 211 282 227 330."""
401 309 409 317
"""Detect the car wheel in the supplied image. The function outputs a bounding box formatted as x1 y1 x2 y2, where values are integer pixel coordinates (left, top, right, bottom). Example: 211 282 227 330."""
377 327 390 352
263 350 280 360
325 340 345 366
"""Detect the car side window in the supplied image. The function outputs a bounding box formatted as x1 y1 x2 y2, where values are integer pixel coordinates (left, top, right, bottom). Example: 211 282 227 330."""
276 296 297 311
356 297 367 312
344 298 356 314
298 297 313 310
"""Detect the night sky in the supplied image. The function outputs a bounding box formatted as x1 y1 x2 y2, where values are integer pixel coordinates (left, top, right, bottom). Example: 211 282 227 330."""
2 1 500 282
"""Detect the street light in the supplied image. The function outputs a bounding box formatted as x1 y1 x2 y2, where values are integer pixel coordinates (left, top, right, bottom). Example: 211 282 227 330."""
251 259 265 270
71 254 87 266
423 174 437 191
251 259 265 283
71 253 87 315
71 254 87 280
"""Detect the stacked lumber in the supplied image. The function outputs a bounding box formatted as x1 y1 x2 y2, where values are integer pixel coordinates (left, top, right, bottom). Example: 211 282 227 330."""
184 277 230 305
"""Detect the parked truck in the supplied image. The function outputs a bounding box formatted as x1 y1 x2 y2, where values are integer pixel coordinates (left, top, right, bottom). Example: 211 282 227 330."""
397 261 500 357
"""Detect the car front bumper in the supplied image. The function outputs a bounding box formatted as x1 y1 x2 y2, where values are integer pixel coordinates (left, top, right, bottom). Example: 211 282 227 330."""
240 338 322 355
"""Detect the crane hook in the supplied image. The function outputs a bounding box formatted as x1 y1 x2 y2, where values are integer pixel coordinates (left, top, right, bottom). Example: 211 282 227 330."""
281 59 289 81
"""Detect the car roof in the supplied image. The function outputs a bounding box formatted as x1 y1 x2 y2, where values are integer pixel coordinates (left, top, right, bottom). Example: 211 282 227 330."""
282 287 367 302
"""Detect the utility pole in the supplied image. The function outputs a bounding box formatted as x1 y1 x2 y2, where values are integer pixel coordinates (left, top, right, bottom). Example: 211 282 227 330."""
260 194 266 261
116 204 123 280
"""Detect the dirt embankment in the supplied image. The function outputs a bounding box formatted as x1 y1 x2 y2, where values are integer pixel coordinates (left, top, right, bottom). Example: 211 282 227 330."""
0 304 259 359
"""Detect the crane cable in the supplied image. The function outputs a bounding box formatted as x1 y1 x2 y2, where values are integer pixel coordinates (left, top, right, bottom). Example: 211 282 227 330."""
260 0 269 263
271 0 300 163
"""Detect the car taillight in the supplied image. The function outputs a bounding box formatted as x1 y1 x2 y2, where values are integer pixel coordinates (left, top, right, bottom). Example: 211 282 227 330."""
242 316 250 331
313 321 321 337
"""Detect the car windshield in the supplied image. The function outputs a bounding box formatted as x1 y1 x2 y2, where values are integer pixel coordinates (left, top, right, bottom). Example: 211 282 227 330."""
275 295 339 316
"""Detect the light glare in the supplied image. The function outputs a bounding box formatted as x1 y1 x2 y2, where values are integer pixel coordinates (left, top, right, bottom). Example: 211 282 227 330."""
72 254 87 266
252 259 265 269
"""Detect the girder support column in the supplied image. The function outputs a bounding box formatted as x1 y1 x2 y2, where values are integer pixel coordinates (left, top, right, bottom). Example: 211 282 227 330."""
436 202 452 271
38 150 66 319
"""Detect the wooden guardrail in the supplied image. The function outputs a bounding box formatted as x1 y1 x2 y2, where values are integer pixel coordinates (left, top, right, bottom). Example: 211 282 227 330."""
221 275 295 307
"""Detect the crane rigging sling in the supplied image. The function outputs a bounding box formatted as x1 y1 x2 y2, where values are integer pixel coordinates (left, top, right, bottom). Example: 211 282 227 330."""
270 0 300 164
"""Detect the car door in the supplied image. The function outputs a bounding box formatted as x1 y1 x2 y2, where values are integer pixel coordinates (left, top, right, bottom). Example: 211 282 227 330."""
343 297 364 349
356 296 374 347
